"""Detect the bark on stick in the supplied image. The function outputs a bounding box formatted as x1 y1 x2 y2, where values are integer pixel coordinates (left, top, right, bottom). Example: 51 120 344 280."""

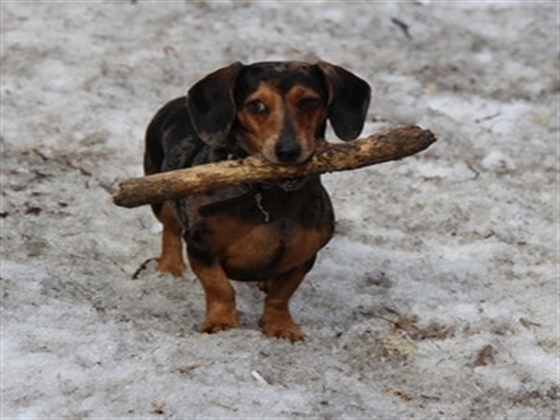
113 126 436 208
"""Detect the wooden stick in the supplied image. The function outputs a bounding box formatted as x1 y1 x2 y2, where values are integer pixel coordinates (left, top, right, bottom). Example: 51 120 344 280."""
113 126 436 208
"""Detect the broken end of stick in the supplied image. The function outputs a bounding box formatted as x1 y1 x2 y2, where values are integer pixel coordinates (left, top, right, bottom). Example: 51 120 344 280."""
382 125 437 161
386 125 436 151
112 181 142 208
412 125 437 148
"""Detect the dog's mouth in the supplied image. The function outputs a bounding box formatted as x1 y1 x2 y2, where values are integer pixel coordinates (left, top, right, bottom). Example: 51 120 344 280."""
275 176 308 192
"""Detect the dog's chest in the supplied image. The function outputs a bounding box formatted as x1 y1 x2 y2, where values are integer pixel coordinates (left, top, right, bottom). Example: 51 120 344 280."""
205 213 331 280
184 183 334 280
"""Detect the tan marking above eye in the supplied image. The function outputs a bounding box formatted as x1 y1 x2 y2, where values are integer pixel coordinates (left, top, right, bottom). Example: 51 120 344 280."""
297 97 321 112
286 86 323 113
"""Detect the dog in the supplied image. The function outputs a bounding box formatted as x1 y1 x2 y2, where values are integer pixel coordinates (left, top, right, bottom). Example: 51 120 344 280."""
144 61 371 341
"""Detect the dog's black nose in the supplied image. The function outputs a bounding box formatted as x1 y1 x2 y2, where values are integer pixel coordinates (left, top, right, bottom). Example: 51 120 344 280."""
275 140 302 163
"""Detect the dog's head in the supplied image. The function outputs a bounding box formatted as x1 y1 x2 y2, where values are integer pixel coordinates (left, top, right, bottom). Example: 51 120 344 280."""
187 61 371 164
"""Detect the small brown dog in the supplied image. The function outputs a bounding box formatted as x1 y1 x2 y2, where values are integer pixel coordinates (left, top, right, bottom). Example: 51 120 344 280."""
144 61 371 341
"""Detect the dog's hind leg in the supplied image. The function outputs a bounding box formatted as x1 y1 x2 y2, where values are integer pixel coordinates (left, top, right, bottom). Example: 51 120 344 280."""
155 202 187 277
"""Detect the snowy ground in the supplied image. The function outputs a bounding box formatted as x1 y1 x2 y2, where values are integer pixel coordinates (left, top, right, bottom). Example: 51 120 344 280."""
1 1 559 419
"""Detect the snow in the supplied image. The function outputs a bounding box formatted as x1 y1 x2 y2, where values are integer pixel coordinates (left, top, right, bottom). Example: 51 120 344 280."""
1 1 559 419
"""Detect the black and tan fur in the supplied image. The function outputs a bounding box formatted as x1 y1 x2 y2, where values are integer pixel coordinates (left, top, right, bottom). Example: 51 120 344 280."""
144 61 371 341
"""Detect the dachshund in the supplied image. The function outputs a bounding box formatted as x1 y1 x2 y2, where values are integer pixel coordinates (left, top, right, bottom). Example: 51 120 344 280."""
144 61 371 341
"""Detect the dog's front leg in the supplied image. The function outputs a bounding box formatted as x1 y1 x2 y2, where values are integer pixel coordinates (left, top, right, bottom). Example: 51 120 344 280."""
188 256 240 333
259 264 309 342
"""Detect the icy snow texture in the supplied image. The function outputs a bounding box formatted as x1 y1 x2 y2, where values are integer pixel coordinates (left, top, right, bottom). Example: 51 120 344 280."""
1 1 558 419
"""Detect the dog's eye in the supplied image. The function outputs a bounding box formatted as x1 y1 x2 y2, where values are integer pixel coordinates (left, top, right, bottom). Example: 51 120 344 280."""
298 98 321 113
245 100 269 115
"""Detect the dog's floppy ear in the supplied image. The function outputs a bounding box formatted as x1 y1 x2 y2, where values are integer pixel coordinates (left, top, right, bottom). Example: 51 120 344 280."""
317 61 371 141
187 62 244 145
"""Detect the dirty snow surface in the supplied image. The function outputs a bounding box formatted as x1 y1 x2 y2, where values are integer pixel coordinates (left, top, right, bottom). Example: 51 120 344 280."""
1 1 559 419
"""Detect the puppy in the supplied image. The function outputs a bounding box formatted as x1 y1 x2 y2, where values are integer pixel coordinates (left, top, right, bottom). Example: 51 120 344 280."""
144 61 371 341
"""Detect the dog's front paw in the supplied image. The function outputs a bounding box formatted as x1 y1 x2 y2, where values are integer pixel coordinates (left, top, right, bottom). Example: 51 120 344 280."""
199 313 240 334
259 317 305 342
